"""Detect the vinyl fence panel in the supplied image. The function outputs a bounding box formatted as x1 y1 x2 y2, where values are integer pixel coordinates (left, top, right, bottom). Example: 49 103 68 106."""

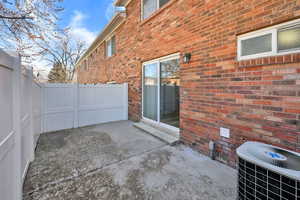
0 53 15 200
0 47 129 200
0 50 22 200
32 82 42 146
43 84 75 132
43 83 128 132
78 83 128 127
20 67 35 181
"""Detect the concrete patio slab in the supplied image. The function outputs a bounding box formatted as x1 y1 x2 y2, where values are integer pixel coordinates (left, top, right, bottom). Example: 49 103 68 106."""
23 120 237 200
23 121 166 193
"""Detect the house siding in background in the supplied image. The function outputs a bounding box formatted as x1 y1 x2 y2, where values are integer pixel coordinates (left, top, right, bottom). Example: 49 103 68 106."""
76 0 300 167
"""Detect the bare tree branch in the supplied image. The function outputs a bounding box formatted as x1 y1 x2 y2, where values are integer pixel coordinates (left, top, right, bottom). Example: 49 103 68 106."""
0 0 64 62
0 14 33 19
43 30 87 82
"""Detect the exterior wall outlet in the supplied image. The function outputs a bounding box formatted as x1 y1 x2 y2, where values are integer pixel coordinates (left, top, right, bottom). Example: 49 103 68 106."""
220 127 230 138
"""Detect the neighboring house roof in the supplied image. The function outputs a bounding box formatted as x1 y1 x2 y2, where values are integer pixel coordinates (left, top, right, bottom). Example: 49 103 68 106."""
76 11 126 67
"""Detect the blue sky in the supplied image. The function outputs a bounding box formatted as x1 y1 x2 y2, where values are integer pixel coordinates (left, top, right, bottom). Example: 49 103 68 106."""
59 0 115 44
32 0 115 77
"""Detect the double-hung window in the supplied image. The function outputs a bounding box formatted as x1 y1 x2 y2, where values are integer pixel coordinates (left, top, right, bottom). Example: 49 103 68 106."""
237 19 300 60
142 0 170 20
106 36 116 58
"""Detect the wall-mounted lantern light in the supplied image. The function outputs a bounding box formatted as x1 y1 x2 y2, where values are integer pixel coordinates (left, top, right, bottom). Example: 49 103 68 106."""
183 53 191 64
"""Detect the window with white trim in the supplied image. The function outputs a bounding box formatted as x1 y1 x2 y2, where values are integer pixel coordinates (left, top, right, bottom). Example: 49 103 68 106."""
84 60 88 71
238 19 300 60
142 0 170 20
106 36 116 57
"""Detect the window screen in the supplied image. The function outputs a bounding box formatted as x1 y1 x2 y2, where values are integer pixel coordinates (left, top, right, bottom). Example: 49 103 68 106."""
241 33 272 56
143 0 157 19
278 26 300 52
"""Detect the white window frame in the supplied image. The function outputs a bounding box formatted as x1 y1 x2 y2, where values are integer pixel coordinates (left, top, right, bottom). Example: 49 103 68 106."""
237 18 300 61
142 52 180 133
141 0 169 20
106 35 115 58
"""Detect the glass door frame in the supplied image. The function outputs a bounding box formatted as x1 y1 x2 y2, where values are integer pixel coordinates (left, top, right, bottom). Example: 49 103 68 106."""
142 53 180 132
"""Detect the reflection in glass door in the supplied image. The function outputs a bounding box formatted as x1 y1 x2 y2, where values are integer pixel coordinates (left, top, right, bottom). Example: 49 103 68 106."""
142 55 180 129
143 63 158 121
160 59 180 128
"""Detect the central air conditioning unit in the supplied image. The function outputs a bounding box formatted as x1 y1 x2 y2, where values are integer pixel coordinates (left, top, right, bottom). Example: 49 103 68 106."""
236 142 300 200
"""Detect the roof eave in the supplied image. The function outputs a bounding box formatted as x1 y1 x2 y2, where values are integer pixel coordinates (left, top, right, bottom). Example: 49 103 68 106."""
76 12 126 66
114 0 130 7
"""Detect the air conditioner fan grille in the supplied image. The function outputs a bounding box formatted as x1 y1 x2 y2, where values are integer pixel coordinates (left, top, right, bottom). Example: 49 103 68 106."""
238 158 300 200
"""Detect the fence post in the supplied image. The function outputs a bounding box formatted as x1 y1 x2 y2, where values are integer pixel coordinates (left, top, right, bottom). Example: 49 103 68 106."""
73 83 79 128
40 83 44 134
12 55 22 200
42 84 48 133
123 83 128 120
29 68 35 162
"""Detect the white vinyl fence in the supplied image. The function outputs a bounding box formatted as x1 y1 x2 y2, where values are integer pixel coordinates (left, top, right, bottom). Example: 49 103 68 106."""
78 84 128 127
43 84 75 132
0 49 128 200
43 83 128 132
20 67 35 181
0 50 18 200
32 82 43 146
0 50 34 200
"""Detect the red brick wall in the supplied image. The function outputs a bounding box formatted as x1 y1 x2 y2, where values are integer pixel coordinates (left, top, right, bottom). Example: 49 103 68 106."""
78 0 300 167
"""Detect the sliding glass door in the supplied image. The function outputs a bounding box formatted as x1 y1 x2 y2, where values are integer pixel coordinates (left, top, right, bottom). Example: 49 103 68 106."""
142 54 180 129
143 62 159 121
160 59 180 128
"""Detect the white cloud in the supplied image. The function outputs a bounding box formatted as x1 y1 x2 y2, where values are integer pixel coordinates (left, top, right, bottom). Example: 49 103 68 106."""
69 11 97 45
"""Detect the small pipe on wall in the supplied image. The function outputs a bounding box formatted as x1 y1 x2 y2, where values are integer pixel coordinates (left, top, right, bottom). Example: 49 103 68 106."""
209 140 215 160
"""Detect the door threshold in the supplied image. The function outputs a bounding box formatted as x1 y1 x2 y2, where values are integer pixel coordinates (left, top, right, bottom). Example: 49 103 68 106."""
141 118 180 137
133 120 180 145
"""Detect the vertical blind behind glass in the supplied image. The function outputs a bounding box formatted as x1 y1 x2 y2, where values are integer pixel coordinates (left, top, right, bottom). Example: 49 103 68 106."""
143 0 170 19
278 26 300 52
143 0 157 19
241 33 272 56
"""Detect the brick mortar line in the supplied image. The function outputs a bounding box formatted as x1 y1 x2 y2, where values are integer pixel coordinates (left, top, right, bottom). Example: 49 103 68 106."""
23 142 168 197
